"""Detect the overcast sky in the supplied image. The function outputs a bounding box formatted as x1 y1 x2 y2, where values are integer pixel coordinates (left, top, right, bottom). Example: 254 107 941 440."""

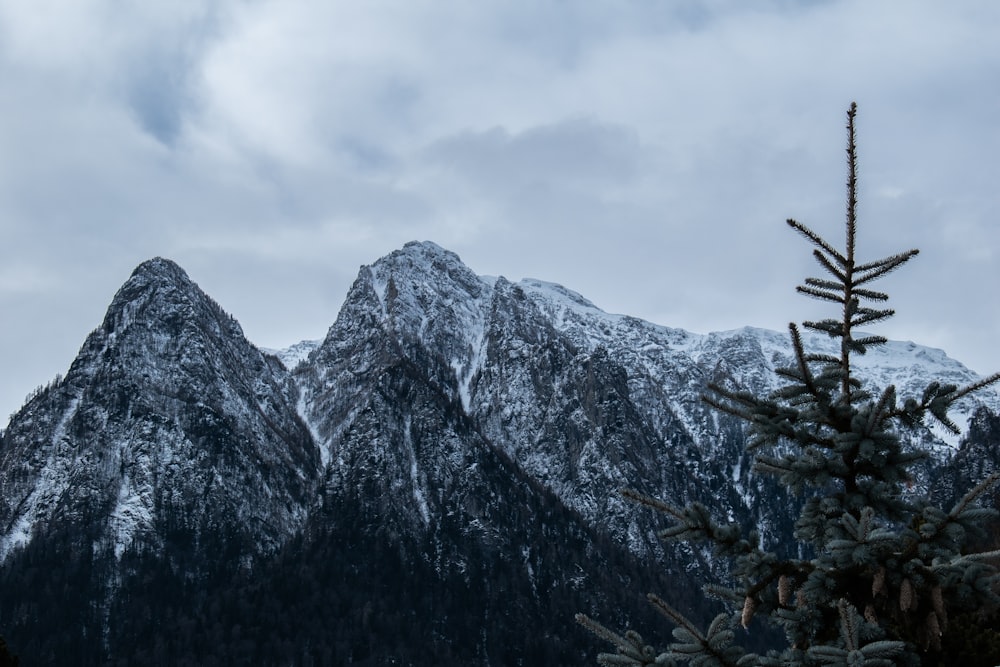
1 0 999 423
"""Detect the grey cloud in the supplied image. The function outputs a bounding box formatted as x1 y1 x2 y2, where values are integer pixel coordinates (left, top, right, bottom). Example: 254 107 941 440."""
424 119 643 196
123 36 210 146
2 0 1000 422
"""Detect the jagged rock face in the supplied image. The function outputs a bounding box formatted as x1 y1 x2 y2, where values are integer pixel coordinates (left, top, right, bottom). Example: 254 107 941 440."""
1 242 998 665
295 246 708 558
0 258 319 564
302 243 1000 559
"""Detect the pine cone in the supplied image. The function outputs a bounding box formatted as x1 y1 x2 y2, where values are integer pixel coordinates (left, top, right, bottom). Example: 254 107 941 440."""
931 586 946 630
741 596 757 629
864 604 877 624
872 566 886 597
778 575 792 606
925 612 942 651
900 578 915 612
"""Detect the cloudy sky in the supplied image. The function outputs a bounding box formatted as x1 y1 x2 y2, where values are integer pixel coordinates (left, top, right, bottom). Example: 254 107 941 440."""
1 0 998 422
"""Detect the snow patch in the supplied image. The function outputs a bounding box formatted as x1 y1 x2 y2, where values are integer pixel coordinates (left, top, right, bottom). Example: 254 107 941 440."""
108 472 153 560
263 340 320 370
0 515 32 562
1 393 82 562
403 417 431 525
52 395 81 449
451 317 487 413
297 390 328 469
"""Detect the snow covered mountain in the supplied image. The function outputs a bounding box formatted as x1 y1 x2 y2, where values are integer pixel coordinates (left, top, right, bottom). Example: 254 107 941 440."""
1 242 997 665
0 258 319 561
293 241 998 553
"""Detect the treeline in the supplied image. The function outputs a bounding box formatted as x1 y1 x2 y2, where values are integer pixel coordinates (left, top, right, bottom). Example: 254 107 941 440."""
0 480 699 666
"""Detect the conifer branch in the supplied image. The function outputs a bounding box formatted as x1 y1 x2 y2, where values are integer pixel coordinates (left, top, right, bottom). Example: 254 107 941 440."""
850 308 894 328
854 249 920 280
865 385 897 436
896 376 1000 435
646 594 704 638
804 352 843 365
962 549 1000 562
947 371 1000 404
702 385 761 423
576 614 635 650
796 285 845 304
949 471 1000 518
701 396 757 428
852 287 890 302
743 561 810 603
646 596 742 667
789 323 821 400
853 335 888 349
620 488 685 521
812 249 847 283
802 319 845 338
787 219 847 266
804 277 845 293
576 615 661 667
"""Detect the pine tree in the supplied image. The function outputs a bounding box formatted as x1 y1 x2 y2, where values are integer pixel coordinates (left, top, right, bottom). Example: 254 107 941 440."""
578 103 1000 666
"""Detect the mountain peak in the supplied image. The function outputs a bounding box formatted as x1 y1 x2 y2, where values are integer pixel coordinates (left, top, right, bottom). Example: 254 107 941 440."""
99 257 217 338
400 239 453 256
1 253 318 571
131 255 186 276
382 240 467 273
126 256 193 289
364 240 487 310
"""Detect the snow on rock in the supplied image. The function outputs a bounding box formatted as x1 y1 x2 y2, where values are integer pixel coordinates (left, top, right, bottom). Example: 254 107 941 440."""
9 244 998 664
290 243 994 560
0 257 320 566
264 339 321 370
4 243 998 572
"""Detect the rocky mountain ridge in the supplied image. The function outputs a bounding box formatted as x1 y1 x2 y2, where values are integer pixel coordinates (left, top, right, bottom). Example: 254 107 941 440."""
1 241 997 665
0 258 318 563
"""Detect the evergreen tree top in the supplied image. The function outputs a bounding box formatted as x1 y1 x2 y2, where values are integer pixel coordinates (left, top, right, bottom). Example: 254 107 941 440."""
579 103 1000 667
